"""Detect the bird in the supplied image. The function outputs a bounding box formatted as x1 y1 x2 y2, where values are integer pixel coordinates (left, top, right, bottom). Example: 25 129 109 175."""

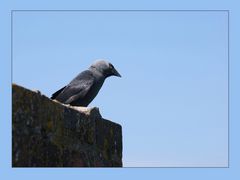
51 60 121 107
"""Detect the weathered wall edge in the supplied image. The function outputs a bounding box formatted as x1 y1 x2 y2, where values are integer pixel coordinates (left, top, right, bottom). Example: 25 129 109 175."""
12 84 122 167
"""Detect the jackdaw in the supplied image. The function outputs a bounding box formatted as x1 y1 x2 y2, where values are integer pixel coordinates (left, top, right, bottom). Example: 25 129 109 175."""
51 60 121 107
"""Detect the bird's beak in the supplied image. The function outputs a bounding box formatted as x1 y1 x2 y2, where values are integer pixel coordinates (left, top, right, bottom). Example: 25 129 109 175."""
112 68 122 77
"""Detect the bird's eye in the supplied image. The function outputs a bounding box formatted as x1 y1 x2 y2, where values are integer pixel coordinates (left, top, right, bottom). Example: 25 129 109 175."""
109 63 114 69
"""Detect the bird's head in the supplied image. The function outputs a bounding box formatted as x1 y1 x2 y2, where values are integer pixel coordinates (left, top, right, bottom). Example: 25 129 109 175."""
90 60 122 78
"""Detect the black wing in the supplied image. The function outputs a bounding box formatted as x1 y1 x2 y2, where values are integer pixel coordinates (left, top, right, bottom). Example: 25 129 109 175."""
52 70 95 104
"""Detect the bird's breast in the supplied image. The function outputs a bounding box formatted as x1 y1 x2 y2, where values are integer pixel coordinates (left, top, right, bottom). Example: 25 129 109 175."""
82 78 105 105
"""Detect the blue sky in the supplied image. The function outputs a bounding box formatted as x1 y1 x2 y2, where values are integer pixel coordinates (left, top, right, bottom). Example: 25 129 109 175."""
12 11 228 167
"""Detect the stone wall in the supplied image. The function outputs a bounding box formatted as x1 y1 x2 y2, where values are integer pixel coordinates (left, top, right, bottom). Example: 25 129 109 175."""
12 84 122 167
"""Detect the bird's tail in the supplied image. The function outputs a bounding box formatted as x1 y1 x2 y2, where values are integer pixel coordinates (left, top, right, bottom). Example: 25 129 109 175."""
51 86 66 99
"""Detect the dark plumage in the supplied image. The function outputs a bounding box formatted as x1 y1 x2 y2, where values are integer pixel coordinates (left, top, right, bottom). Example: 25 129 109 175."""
51 60 121 107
